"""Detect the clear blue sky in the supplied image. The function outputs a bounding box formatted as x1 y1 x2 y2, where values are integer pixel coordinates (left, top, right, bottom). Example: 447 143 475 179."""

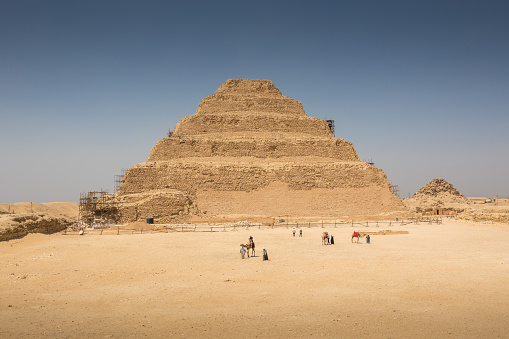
1 0 508 203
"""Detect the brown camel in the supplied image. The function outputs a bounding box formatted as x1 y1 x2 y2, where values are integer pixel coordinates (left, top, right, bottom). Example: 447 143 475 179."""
321 232 329 245
240 243 255 257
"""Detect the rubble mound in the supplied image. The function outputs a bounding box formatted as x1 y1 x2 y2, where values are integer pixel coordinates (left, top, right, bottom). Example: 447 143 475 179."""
405 178 469 214
0 213 72 241
114 79 406 223
413 178 466 200
458 208 509 224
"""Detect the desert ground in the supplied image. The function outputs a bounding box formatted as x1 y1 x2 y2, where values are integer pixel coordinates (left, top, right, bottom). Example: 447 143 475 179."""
1 221 508 338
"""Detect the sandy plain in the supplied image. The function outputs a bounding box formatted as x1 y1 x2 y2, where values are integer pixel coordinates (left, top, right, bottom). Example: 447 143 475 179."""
1 221 508 338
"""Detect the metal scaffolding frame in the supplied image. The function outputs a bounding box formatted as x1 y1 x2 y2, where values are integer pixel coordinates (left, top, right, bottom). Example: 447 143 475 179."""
79 190 120 224
114 169 126 192
326 120 335 137
390 185 400 197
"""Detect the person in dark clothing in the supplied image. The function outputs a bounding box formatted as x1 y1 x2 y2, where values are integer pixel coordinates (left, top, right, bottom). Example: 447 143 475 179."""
366 234 371 244
330 235 334 245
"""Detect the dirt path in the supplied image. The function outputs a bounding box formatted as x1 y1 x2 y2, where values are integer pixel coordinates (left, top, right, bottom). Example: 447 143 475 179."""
1 221 508 338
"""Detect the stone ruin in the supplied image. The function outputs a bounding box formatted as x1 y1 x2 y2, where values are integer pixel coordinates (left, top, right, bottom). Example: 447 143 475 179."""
404 178 469 215
114 79 405 223
413 178 467 201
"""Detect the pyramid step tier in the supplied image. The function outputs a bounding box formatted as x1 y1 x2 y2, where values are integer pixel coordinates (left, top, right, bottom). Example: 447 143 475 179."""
148 137 359 161
118 158 391 195
173 114 332 137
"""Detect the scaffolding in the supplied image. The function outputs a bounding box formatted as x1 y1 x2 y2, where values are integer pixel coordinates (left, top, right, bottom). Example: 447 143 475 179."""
326 120 335 137
364 158 375 166
114 169 126 192
390 185 400 197
79 191 120 225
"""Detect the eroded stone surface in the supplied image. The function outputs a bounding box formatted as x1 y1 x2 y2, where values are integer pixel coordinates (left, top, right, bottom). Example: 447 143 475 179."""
404 178 469 213
115 79 405 223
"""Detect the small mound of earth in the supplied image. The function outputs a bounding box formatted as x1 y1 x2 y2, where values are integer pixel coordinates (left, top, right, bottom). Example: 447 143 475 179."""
404 178 469 213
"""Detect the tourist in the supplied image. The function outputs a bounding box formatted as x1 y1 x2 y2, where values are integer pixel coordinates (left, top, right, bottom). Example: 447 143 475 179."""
263 248 268 261
299 229 302 237
292 228 296 237
366 234 371 244
248 236 255 256
330 235 334 245
240 245 246 259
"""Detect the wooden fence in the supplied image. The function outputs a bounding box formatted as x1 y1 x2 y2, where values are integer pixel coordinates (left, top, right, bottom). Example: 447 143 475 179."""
62 216 445 236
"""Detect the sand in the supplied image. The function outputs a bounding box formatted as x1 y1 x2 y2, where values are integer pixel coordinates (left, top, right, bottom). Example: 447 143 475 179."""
1 221 508 338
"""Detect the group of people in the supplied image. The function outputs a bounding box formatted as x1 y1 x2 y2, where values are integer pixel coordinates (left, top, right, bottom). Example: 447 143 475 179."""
323 232 334 245
240 229 373 260
240 236 268 260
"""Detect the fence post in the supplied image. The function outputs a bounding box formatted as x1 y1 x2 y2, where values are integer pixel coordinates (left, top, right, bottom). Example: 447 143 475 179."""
117 226 120 235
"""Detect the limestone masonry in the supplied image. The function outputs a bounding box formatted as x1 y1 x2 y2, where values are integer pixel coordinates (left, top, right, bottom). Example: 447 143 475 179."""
404 178 469 214
412 178 467 201
115 79 405 223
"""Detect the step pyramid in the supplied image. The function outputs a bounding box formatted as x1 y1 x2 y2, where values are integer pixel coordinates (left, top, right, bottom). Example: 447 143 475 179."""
115 79 405 222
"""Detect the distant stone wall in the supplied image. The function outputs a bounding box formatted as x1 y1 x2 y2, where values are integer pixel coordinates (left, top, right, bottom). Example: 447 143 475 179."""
458 209 509 224
148 137 359 161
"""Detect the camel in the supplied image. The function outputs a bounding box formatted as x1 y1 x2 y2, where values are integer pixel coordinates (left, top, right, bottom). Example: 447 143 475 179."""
240 242 255 257
321 232 329 245
351 231 365 243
